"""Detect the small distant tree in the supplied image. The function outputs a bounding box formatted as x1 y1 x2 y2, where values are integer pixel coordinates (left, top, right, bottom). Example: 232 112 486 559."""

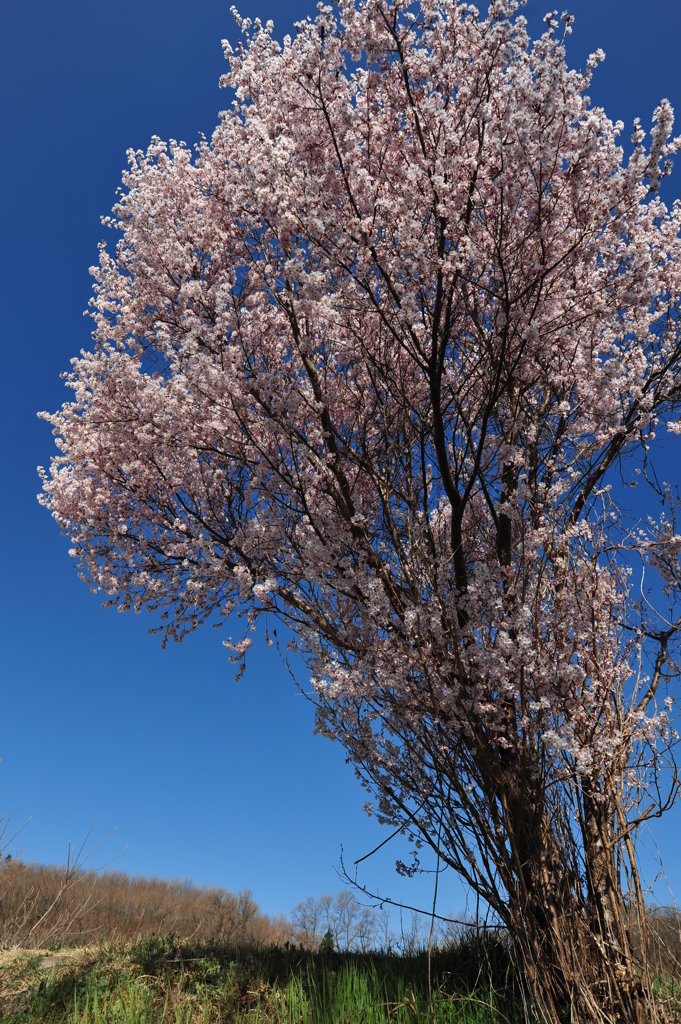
376 907 396 953
319 928 335 953
334 889 363 952
40 0 681 1019
398 911 426 957
292 893 336 948
355 905 379 954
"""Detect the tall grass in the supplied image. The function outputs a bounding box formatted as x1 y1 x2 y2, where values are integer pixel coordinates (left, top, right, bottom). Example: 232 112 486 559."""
4 927 681 1021
1 933 526 1023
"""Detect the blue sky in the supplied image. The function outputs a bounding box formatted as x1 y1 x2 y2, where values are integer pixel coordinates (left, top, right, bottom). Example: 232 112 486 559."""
1 0 681 926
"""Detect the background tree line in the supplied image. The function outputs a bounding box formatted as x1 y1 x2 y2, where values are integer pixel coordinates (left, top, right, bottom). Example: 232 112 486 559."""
0 855 429 953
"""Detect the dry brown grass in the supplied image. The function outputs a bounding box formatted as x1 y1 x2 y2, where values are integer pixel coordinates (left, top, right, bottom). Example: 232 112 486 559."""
0 858 294 949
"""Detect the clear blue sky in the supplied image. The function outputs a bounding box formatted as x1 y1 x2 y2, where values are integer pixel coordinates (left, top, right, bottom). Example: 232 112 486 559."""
1 0 680 925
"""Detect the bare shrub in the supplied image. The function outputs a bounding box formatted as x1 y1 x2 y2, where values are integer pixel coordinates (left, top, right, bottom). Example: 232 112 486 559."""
0 858 293 949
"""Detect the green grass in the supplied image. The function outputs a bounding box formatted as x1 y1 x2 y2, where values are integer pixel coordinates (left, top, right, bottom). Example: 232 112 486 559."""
0 933 528 1023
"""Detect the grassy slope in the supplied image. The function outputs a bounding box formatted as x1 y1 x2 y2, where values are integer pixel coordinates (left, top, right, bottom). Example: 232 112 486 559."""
1 935 527 1023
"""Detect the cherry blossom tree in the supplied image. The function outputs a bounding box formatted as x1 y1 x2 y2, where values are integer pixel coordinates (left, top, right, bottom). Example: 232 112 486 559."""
39 0 681 1019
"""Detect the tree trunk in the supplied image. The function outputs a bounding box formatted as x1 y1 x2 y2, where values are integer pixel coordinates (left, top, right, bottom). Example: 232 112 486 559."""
504 808 651 1023
485 751 652 1022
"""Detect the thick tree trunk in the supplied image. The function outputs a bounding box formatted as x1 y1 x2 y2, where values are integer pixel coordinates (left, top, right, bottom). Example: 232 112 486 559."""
503 810 651 1023
485 750 652 1022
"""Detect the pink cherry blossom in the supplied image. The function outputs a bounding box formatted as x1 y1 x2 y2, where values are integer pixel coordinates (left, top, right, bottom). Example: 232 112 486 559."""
39 2 681 1019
